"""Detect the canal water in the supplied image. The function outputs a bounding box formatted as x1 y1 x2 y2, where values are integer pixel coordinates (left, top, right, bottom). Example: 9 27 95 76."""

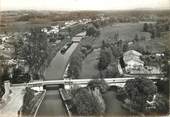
44 43 79 80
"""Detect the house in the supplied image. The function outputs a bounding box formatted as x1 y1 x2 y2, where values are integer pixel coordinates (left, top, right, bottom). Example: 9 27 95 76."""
123 50 144 71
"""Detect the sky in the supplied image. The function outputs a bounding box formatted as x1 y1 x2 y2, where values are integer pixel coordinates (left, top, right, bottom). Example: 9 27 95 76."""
1 0 170 11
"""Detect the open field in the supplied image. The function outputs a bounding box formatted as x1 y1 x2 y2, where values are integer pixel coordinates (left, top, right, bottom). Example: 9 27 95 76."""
93 23 151 47
160 31 170 51
80 48 100 79
131 31 170 54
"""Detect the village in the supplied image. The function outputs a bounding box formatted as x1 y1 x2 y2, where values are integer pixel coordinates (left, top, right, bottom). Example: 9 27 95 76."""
0 10 170 117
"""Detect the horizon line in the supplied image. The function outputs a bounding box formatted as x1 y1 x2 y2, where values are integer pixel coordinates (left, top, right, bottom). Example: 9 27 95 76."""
1 8 170 12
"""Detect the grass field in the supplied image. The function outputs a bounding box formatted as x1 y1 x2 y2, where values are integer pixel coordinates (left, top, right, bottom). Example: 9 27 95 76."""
80 48 100 79
131 31 170 53
93 23 151 47
160 31 170 51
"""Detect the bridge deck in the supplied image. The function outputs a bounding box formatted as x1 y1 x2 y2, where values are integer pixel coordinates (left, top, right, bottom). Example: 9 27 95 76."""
28 77 161 86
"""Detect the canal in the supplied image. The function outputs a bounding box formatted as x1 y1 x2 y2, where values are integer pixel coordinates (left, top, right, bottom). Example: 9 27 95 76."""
36 39 80 116
44 43 79 80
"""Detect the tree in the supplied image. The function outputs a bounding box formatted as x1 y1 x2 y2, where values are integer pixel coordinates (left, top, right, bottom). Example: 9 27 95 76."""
123 43 128 52
156 80 169 98
143 23 148 32
153 94 169 114
68 52 83 79
104 63 119 78
145 94 169 115
71 87 105 115
98 49 111 71
17 28 48 79
14 35 24 59
0 70 5 100
86 24 100 37
124 77 157 112
11 67 30 84
22 87 39 115
110 45 122 57
134 34 139 42
114 32 119 41
150 29 156 39
0 39 2 44
87 79 109 93
92 22 100 29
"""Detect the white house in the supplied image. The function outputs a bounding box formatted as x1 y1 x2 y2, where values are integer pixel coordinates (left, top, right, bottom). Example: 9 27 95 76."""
123 50 144 70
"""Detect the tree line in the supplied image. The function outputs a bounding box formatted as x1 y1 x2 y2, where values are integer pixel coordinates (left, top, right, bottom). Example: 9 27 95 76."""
67 77 169 116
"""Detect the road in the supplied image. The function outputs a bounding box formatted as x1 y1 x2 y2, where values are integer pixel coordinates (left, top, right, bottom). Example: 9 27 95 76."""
36 42 79 117
0 86 25 117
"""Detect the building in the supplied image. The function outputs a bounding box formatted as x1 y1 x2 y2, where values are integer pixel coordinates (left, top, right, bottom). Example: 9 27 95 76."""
123 50 144 71
75 32 86 37
72 32 86 42
72 37 82 42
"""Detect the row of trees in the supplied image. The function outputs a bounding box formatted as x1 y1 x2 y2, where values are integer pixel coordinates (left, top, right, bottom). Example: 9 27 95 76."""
71 79 108 115
143 22 170 39
68 51 84 79
143 23 160 38
68 23 100 79
98 40 121 78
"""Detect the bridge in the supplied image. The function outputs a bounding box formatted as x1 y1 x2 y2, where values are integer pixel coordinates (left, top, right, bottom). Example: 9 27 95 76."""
27 77 161 88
